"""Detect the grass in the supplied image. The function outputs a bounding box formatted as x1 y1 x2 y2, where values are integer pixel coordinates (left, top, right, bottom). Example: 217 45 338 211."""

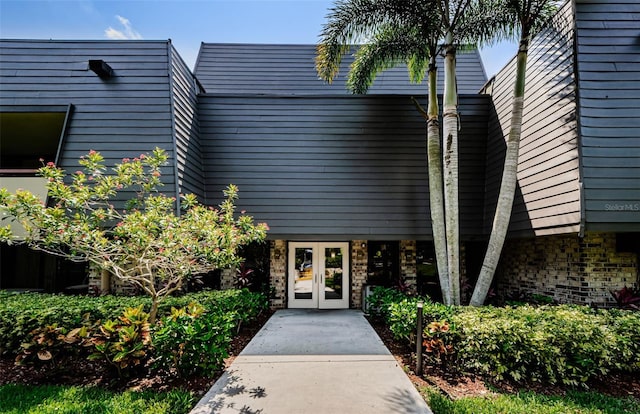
422 387 640 414
0 384 196 414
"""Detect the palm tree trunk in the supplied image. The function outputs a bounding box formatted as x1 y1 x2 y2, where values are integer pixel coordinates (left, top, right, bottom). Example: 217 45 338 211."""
442 41 460 305
470 38 529 306
426 57 451 304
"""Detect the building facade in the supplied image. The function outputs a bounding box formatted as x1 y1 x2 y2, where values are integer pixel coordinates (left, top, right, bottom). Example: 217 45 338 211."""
1 0 638 307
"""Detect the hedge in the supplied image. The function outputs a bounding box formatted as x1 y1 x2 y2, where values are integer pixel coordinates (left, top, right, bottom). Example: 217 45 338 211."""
0 289 267 357
367 287 640 386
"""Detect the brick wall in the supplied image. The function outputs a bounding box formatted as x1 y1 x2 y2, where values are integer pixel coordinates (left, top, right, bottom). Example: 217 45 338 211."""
496 232 638 307
87 263 138 295
220 268 235 290
269 239 287 309
400 240 417 294
351 240 368 308
87 263 102 293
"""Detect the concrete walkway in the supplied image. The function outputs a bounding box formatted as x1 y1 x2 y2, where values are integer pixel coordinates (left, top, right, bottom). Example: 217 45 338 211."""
191 309 432 414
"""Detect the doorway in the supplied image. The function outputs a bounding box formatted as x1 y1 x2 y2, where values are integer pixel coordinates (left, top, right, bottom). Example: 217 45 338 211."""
287 242 349 309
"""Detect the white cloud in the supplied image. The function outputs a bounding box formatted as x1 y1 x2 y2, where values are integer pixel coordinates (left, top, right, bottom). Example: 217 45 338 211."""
104 15 142 40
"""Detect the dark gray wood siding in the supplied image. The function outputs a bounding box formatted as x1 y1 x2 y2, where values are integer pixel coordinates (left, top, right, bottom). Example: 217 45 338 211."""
200 94 488 240
169 43 204 201
0 40 177 203
575 0 640 231
482 1 582 237
194 44 487 96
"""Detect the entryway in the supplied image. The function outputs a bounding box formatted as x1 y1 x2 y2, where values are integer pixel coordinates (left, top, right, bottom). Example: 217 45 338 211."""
287 242 349 309
190 309 432 413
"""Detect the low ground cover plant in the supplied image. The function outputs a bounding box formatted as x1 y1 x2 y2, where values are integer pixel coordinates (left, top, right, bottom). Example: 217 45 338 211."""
0 289 268 378
0 383 195 414
423 386 640 414
367 287 640 386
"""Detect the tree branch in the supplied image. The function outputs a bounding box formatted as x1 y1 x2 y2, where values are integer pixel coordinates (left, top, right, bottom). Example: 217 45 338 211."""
411 96 429 120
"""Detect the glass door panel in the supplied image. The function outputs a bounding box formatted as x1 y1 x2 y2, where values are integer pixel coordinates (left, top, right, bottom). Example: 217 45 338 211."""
294 247 313 300
319 243 348 309
322 247 343 300
288 243 318 308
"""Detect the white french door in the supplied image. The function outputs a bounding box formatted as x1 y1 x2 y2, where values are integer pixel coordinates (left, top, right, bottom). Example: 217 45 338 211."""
287 242 349 309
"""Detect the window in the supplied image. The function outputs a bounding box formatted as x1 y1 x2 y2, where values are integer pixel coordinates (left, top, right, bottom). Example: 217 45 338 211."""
416 241 440 300
367 241 399 287
0 105 71 172
1 105 72 239
0 105 85 292
617 233 640 254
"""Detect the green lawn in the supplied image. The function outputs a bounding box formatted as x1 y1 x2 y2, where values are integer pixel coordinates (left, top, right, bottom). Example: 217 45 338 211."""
0 384 195 414
423 387 640 414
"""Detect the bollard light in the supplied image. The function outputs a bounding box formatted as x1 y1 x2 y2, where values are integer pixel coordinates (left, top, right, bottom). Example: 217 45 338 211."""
416 300 424 376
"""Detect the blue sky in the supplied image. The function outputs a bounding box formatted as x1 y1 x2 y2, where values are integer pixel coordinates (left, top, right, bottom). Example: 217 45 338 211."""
0 0 516 77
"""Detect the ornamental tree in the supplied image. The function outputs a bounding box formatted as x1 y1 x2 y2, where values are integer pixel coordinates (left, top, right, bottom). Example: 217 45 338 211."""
0 148 268 323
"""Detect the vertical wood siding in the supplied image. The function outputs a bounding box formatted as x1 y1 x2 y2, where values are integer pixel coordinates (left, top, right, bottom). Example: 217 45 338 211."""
200 94 488 240
194 44 487 96
169 44 204 201
575 0 640 231
482 2 581 237
0 40 177 203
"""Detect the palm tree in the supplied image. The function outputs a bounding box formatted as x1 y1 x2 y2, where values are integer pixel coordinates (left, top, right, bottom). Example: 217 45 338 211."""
317 0 502 305
470 0 562 306
316 0 455 303
439 0 474 306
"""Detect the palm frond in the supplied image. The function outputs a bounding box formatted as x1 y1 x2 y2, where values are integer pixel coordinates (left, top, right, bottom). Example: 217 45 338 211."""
457 0 518 47
408 48 431 84
527 0 564 36
346 26 428 94
316 0 441 83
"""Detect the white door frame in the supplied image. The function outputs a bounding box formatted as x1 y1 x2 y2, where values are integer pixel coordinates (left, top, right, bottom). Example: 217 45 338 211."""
287 242 349 309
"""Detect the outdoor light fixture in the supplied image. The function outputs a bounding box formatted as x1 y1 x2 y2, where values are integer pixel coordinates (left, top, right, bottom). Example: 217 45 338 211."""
88 59 114 79
416 300 424 376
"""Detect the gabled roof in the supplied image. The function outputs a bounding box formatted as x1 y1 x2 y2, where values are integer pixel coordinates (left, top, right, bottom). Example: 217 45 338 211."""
194 43 487 95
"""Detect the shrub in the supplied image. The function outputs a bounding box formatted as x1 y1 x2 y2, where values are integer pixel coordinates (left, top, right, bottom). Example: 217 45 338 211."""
153 302 236 376
87 305 152 377
603 309 640 372
610 286 640 310
423 320 457 366
387 298 421 344
366 287 407 319
15 324 69 366
151 289 267 376
453 305 640 386
0 289 267 357
0 291 144 356
366 289 640 386
454 306 560 383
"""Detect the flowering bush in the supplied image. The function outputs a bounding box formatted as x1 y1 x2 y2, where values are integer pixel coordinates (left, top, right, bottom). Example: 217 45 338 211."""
0 148 268 323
